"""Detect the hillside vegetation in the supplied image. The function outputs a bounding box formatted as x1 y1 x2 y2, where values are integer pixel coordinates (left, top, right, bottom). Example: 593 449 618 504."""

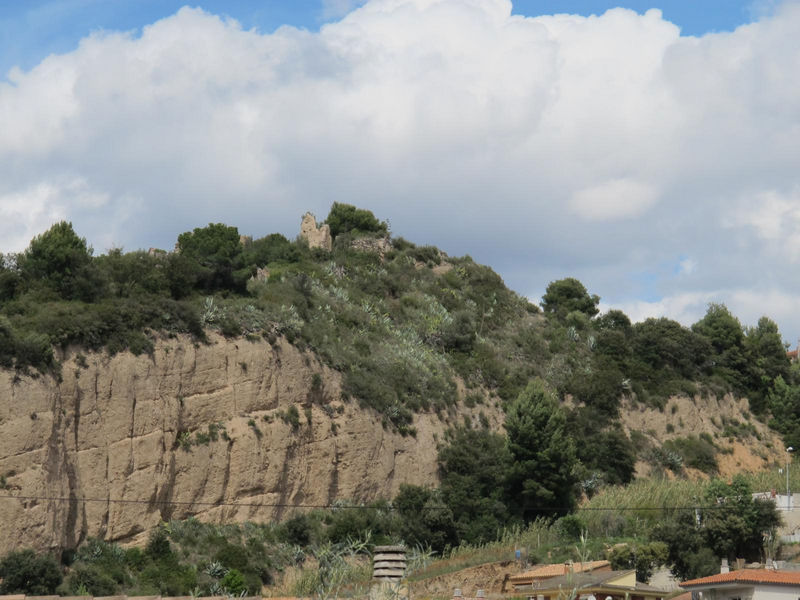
2 203 800 595
1 204 796 465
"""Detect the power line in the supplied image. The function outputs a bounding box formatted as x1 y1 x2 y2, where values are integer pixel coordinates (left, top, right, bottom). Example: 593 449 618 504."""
0 493 335 509
0 492 774 513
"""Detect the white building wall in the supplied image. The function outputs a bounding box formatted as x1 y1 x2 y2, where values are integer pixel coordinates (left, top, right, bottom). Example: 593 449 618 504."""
753 583 800 600
700 585 752 600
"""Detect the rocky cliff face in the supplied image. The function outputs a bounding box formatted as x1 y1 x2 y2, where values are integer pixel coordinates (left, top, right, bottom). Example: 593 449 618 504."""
0 334 500 552
619 394 784 476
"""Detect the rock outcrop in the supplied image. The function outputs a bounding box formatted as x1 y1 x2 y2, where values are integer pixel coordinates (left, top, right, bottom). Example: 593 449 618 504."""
299 213 332 251
0 335 500 552
619 395 784 477
351 235 393 257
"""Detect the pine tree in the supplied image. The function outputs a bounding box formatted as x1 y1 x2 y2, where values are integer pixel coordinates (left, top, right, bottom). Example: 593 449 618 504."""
504 380 578 521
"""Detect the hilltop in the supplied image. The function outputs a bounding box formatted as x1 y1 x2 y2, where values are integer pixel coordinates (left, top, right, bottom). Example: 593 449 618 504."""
0 203 797 557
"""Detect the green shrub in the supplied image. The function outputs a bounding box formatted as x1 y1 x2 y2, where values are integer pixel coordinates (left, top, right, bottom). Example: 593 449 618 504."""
137 561 197 596
282 405 301 429
219 314 242 338
220 568 247 594
0 549 62 594
555 514 587 540
409 245 441 265
663 435 718 474
145 527 173 560
280 513 316 546
61 563 119 596
215 544 249 572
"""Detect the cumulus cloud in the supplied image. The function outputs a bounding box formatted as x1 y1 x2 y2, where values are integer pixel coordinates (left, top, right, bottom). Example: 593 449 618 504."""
609 286 800 341
724 188 800 261
1 0 800 339
0 178 109 252
600 291 715 328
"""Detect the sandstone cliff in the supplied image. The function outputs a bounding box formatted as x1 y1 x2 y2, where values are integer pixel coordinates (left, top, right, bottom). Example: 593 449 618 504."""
619 394 784 477
0 334 501 552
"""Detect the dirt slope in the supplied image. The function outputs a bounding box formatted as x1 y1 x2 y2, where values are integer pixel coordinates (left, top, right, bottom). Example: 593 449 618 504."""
619 394 784 478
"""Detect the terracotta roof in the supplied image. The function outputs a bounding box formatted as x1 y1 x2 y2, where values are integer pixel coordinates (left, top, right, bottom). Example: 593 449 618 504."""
524 570 633 590
682 570 800 587
509 560 610 583
515 569 668 597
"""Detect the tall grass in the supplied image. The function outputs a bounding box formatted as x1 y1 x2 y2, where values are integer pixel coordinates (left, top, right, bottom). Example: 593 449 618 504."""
578 478 705 538
579 469 800 538
408 520 557 582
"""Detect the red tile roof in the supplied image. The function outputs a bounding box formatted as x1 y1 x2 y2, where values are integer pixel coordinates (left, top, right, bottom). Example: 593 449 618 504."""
509 560 610 583
682 570 800 587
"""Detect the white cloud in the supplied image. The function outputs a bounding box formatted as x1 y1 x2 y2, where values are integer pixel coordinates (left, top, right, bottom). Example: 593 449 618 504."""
602 292 715 329
678 257 697 275
0 177 107 252
570 179 659 221
1 0 800 340
607 287 800 342
724 188 800 261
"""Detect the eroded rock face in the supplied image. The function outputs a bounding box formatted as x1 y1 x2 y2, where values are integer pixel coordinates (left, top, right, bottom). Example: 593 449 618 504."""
299 213 332 251
351 236 393 257
0 335 498 552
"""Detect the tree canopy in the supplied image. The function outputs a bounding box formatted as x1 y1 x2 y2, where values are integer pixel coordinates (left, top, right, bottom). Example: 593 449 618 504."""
0 549 62 594
504 380 578 520
325 202 388 238
18 221 97 301
541 278 600 318
176 223 248 292
438 427 512 544
702 476 781 561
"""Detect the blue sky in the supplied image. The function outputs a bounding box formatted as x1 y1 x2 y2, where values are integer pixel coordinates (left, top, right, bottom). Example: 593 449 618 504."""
0 1 774 79
1 0 800 341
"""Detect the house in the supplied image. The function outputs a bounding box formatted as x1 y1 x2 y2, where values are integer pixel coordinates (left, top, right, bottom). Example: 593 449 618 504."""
788 348 799 363
511 568 669 600
508 560 612 591
681 569 800 600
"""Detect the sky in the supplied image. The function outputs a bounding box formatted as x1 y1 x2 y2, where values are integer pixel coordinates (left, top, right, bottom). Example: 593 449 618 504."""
1 0 800 342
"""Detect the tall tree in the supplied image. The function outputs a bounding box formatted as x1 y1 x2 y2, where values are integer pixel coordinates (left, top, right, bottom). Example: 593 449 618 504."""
692 303 748 390
393 484 458 552
176 223 246 292
768 375 800 447
438 427 511 544
541 278 599 318
324 203 387 238
652 511 718 581
18 221 98 301
702 475 781 561
504 380 578 521
745 316 790 413
630 317 710 379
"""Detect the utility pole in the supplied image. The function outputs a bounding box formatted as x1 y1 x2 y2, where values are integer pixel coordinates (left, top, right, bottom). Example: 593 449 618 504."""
787 446 794 511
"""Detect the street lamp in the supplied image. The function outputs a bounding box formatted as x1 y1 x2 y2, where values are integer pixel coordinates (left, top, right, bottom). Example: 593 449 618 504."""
787 447 794 511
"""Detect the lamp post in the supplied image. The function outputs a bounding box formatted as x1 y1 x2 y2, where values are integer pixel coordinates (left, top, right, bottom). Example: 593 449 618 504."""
787 446 794 511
